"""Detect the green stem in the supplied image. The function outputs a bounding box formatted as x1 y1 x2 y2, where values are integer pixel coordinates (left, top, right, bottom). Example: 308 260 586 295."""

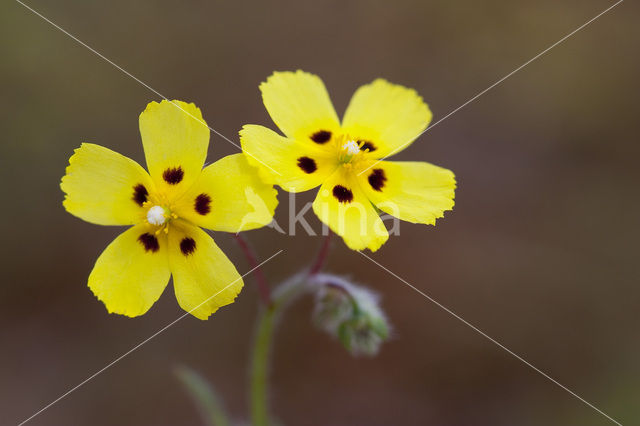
249 273 307 426
250 304 276 426
249 233 333 425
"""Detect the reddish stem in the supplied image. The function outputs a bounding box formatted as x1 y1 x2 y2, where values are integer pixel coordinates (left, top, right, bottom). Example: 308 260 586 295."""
309 231 333 276
234 234 271 306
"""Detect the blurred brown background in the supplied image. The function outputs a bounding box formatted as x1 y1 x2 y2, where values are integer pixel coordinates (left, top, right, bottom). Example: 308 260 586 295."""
1 0 639 425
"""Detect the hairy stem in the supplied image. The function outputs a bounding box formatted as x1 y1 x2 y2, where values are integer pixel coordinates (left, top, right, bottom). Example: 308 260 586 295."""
250 305 276 426
234 234 271 306
249 234 333 425
250 273 306 426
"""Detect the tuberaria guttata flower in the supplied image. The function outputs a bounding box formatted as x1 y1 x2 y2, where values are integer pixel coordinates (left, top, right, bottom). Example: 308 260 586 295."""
61 100 277 319
240 70 455 251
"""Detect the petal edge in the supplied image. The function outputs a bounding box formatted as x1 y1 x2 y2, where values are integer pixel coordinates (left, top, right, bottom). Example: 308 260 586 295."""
88 224 170 317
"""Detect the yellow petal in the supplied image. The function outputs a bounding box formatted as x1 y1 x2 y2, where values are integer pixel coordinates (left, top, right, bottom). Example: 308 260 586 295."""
61 143 154 225
312 167 388 252
260 70 341 143
240 124 338 192
173 154 278 232
88 224 170 317
139 100 209 199
168 221 243 320
358 161 455 225
342 79 432 158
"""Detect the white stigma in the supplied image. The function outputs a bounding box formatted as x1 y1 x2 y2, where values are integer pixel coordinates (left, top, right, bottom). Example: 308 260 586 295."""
147 206 166 226
342 140 360 156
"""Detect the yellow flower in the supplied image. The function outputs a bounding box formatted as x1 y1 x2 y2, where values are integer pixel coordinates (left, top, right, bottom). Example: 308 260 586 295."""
240 70 455 252
61 100 278 319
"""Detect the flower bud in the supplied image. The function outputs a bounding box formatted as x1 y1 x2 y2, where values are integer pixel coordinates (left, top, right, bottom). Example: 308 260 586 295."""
311 274 390 356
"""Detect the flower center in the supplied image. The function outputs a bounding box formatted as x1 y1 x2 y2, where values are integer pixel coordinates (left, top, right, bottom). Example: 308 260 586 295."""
343 140 360 155
339 140 361 163
144 202 178 234
146 205 167 225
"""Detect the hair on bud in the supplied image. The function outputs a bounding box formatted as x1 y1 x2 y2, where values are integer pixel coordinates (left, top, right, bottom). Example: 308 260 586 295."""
310 274 390 357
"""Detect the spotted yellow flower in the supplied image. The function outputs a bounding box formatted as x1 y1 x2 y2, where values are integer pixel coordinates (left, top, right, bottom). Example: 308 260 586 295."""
240 71 455 252
61 100 278 319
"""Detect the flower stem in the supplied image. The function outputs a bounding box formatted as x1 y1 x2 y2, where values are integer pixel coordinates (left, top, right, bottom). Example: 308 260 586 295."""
249 235 333 425
249 273 306 426
250 305 276 426
234 234 271 306
309 231 332 275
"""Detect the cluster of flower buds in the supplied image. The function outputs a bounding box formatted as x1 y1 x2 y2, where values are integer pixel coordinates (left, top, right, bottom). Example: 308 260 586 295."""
311 274 390 356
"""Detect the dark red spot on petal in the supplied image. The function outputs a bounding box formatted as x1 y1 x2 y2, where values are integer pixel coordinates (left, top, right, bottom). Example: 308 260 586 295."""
180 237 196 256
132 184 148 206
368 168 387 191
359 140 376 152
163 167 184 184
138 233 159 252
195 193 211 215
332 185 354 203
297 156 317 173
310 130 332 144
